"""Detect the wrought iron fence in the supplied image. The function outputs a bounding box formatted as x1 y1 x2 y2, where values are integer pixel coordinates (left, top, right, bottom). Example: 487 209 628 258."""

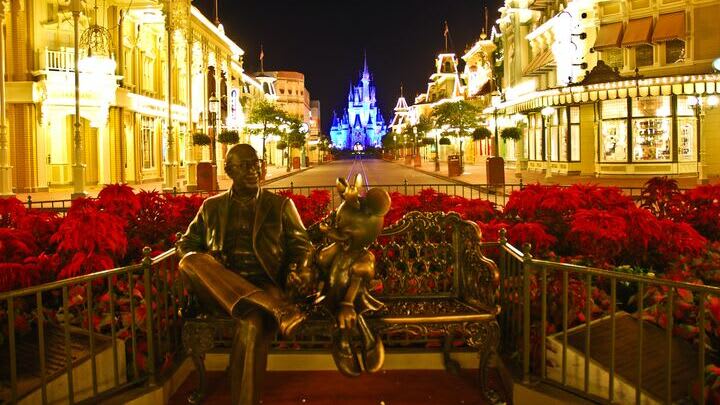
0 248 182 404
487 235 720 405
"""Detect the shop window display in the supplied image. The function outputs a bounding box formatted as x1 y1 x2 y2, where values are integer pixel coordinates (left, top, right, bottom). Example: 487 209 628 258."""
600 99 628 162
677 96 696 162
632 96 671 162
632 118 671 161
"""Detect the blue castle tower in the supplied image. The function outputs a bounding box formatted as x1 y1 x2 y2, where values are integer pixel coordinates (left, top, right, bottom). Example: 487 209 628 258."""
330 55 387 150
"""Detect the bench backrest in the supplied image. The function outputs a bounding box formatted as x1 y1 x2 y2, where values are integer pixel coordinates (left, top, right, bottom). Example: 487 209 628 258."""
368 211 499 311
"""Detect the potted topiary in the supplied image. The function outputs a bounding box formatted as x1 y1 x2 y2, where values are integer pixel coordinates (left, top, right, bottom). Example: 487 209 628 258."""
192 133 211 146
276 140 288 150
217 129 240 145
438 137 451 145
472 127 492 141
500 127 522 142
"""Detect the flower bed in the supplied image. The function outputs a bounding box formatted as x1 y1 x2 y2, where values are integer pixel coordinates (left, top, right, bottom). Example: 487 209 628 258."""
1 179 720 397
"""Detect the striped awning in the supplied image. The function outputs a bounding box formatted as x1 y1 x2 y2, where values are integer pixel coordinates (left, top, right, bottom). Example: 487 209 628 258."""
622 17 653 46
523 50 556 76
652 12 686 42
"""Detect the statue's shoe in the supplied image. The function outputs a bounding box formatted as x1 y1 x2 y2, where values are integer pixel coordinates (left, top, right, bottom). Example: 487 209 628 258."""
274 304 306 339
332 333 361 377
361 336 385 373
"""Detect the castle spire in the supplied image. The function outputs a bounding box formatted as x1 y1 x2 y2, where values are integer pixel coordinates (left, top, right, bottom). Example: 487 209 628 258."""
362 50 369 80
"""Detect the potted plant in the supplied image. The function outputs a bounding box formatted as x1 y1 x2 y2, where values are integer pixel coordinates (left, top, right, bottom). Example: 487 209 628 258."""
217 130 240 145
439 137 451 145
192 133 211 146
500 127 522 142
472 127 492 141
276 140 288 150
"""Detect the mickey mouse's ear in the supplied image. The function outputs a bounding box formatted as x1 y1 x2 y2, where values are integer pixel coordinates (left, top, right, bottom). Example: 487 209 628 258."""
365 188 391 216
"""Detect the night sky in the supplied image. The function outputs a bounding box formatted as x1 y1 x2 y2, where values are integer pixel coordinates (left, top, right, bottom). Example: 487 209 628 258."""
194 0 501 134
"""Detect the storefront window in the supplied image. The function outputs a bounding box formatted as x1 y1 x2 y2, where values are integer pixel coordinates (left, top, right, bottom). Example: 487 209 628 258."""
557 107 568 162
523 118 530 160
569 106 580 161
600 99 628 162
632 96 671 162
601 120 628 162
534 114 544 161
677 96 696 162
141 117 155 169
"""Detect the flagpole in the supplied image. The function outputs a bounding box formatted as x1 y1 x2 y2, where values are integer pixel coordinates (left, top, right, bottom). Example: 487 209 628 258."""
443 21 449 52
260 44 264 73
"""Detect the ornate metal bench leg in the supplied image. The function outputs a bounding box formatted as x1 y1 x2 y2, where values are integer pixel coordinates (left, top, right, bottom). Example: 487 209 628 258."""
466 321 501 404
442 333 461 375
182 321 217 405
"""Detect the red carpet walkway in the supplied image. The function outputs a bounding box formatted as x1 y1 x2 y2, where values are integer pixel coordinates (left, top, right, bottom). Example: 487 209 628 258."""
169 370 502 405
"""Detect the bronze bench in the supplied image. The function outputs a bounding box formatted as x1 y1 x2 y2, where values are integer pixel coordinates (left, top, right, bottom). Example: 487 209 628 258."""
181 211 501 403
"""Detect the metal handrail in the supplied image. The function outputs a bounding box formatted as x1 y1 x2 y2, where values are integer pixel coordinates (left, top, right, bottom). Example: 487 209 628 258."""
493 240 719 405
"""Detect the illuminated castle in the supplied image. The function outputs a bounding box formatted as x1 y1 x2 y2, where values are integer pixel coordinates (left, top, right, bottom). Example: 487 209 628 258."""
330 55 387 150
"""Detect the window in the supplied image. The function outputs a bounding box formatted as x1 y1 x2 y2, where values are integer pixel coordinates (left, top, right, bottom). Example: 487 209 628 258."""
601 48 623 70
142 56 154 92
141 117 155 169
569 106 580 161
631 96 671 162
665 39 685 64
635 45 653 67
676 96 696 162
600 99 629 162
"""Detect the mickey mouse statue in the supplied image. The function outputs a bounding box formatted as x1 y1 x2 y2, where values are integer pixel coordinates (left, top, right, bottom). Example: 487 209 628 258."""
316 173 391 377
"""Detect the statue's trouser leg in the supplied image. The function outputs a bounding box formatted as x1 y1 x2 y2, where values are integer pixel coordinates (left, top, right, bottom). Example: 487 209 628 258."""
229 308 277 405
179 252 304 337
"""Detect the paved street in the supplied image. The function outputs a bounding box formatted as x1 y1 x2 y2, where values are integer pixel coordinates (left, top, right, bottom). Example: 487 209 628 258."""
265 157 455 188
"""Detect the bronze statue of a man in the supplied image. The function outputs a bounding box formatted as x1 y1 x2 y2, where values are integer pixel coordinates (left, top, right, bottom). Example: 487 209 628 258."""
177 144 313 405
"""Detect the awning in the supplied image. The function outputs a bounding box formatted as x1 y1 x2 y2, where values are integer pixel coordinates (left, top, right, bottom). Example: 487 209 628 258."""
622 17 653 46
523 50 556 76
652 12 686 42
593 22 623 50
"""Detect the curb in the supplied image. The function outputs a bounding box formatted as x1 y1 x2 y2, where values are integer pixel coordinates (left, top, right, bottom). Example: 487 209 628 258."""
385 159 514 196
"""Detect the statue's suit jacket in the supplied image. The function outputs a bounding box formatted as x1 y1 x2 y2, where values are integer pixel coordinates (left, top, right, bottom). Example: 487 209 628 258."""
177 189 312 287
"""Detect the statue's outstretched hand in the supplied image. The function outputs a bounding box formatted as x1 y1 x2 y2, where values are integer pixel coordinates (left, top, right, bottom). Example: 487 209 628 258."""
286 263 316 297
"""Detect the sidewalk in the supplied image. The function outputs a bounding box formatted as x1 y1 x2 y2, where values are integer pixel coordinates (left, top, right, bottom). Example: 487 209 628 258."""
22 164 314 203
397 158 717 189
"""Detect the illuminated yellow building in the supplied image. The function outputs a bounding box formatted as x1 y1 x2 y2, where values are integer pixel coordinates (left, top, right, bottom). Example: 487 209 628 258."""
265 71 313 167
494 0 720 181
1 0 265 194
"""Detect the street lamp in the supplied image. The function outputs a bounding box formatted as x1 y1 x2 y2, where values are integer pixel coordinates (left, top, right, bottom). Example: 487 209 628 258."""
491 94 502 157
688 95 719 184
541 106 555 179
434 129 441 171
300 122 309 168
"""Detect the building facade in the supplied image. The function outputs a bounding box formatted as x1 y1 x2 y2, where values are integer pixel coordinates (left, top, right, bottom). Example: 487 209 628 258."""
330 56 387 150
1 0 269 194
493 0 720 180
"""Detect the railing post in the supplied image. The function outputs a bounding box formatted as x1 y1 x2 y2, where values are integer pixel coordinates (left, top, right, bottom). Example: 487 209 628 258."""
142 246 157 385
522 242 533 383
27 195 32 209
403 178 408 195
290 181 294 193
519 178 524 190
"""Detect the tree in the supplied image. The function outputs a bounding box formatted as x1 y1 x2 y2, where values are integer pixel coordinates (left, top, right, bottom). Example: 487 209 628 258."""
246 99 286 163
431 100 482 172
277 114 308 171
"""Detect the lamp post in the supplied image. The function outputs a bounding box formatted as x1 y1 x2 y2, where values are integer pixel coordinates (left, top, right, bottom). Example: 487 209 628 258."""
208 95 220 166
491 95 502 157
0 0 13 197
541 106 555 179
300 122 309 168
688 95 719 184
71 0 87 199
